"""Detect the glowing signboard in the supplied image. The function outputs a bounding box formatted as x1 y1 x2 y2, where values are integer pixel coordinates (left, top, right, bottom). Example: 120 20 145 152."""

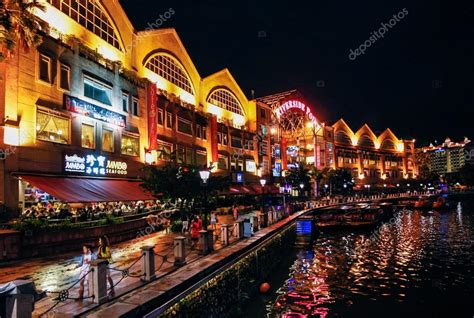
275 100 318 127
64 154 128 176
65 95 126 127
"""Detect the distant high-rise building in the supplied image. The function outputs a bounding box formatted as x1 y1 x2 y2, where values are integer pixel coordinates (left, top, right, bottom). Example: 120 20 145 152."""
418 137 472 175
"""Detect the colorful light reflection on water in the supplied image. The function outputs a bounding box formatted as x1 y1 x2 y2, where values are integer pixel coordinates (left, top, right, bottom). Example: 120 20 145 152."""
252 198 474 318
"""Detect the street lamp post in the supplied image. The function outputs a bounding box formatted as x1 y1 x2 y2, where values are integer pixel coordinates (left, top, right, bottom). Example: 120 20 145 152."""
260 178 266 213
299 183 304 197
260 178 267 227
199 169 211 229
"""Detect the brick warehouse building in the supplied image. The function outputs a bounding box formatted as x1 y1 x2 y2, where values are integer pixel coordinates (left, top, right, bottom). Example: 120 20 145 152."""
0 0 417 216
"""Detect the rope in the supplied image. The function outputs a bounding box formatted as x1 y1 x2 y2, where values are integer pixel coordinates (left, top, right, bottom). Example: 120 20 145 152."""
40 269 94 317
107 254 144 291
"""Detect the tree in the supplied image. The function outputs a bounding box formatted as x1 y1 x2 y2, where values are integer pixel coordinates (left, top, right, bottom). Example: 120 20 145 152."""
0 0 48 61
285 164 311 191
140 161 229 211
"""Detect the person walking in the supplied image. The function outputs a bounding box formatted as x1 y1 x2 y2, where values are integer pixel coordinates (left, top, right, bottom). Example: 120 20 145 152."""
181 213 189 234
233 205 239 221
75 244 94 300
190 217 200 249
97 235 115 297
210 211 217 230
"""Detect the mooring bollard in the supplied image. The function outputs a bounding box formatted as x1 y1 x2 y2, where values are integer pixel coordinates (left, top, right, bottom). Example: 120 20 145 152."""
90 259 108 304
140 246 156 282
207 229 214 252
220 224 230 246
235 220 244 239
198 230 210 255
252 216 259 233
174 236 186 266
2 280 35 318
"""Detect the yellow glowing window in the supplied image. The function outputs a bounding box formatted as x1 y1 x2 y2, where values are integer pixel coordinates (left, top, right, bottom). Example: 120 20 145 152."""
36 110 70 144
207 89 244 116
121 134 139 157
47 0 121 50
145 54 194 94
102 128 114 152
81 123 95 149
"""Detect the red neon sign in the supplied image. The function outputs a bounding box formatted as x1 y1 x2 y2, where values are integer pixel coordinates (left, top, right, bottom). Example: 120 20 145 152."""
276 100 318 126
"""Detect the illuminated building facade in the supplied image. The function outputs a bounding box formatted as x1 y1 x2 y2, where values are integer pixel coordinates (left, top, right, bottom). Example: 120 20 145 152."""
256 91 417 186
418 137 472 175
0 0 258 215
331 119 417 184
0 1 419 214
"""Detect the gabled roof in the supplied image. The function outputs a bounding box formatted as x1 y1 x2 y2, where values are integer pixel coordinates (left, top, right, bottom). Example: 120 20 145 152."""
202 68 249 107
256 90 298 106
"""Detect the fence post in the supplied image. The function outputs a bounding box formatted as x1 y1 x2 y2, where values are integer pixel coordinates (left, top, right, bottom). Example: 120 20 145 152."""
220 224 230 246
141 246 156 282
3 281 35 318
252 216 259 233
173 236 186 266
207 230 214 252
90 259 108 304
235 220 244 239
198 230 210 255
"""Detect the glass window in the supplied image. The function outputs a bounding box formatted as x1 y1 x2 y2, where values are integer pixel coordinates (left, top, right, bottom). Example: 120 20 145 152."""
202 127 207 140
237 160 244 171
81 123 95 149
145 54 194 94
231 136 242 148
36 110 69 144
157 141 172 161
132 97 139 116
177 145 185 164
260 107 266 119
196 151 207 167
122 92 129 112
59 63 70 90
218 156 228 170
196 124 202 138
185 147 193 164
39 54 51 83
102 128 114 152
166 112 173 129
121 134 139 156
158 109 164 126
46 0 121 50
207 89 244 116
84 76 112 105
177 117 192 135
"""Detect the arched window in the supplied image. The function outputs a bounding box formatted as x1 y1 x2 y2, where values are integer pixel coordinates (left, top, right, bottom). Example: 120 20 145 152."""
207 89 244 116
358 135 375 148
47 0 121 50
145 54 194 95
335 131 352 145
381 139 396 151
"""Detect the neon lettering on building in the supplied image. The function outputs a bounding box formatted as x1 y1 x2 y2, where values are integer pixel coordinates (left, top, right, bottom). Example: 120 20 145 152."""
275 100 319 127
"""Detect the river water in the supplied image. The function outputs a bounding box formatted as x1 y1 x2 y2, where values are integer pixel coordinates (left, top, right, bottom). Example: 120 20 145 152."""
244 197 474 318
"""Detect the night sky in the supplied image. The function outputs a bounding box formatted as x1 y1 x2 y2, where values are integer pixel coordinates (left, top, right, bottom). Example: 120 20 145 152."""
121 0 473 145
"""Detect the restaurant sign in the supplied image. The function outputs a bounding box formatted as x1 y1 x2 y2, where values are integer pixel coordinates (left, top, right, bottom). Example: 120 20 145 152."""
64 154 128 176
65 95 126 127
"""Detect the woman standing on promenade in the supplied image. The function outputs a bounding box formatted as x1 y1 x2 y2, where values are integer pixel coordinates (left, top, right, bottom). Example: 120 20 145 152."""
76 244 94 300
190 217 200 249
97 235 115 297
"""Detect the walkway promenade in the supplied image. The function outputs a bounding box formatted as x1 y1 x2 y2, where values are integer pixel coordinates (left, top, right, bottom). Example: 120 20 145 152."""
0 192 419 317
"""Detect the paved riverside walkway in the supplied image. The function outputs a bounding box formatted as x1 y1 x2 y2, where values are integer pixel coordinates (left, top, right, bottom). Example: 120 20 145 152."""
22 214 255 317
0 192 417 317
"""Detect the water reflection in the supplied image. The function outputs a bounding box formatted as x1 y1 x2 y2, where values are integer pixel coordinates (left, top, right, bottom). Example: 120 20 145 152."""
267 200 474 317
